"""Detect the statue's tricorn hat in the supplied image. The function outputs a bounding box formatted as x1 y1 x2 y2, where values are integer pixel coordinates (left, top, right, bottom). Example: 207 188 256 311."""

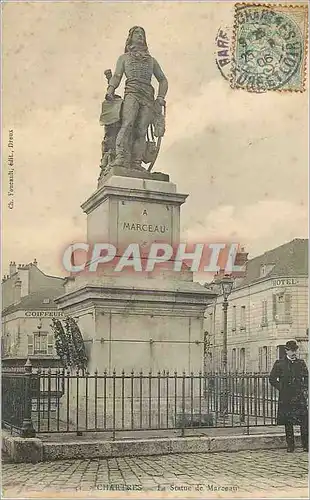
285 339 298 351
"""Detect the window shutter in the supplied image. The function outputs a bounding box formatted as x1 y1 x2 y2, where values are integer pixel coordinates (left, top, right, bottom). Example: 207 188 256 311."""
232 306 236 330
277 344 286 359
240 306 246 329
240 348 245 371
262 300 268 324
34 334 40 353
284 293 292 321
209 313 213 336
234 349 237 371
272 294 277 320
267 346 272 371
258 347 262 372
27 334 34 355
47 334 54 354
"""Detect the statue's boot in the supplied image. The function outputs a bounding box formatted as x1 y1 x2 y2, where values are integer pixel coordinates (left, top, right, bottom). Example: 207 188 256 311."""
100 153 109 170
113 151 130 169
131 160 145 171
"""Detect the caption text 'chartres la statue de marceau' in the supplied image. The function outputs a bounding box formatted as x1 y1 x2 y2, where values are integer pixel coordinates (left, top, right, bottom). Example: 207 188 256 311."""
98 26 168 183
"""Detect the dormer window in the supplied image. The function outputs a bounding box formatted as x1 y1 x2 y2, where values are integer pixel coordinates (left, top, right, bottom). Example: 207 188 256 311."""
260 265 267 277
260 264 275 278
43 298 50 304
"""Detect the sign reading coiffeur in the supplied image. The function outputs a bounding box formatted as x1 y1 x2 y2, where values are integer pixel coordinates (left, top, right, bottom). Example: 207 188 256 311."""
24 311 64 318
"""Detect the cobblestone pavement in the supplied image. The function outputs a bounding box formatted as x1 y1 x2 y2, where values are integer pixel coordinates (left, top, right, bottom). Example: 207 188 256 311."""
2 449 308 498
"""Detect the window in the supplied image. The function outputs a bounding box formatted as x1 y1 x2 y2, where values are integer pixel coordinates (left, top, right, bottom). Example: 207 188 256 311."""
28 333 53 355
27 334 33 355
3 333 10 356
209 313 213 336
261 299 268 326
277 344 286 360
260 264 275 278
273 293 292 323
43 299 50 304
207 352 213 372
239 348 245 372
240 306 246 330
262 346 268 372
284 294 292 322
259 346 270 372
219 348 224 368
231 348 237 371
232 306 236 331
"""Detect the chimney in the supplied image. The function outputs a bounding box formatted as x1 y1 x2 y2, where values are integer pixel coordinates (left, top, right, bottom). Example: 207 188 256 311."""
235 247 249 267
9 261 16 276
14 278 22 303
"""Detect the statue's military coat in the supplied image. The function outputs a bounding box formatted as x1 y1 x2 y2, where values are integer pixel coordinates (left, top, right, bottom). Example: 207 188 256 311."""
269 357 308 425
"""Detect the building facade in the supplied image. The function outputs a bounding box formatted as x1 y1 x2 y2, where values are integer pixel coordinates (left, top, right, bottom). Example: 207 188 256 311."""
2 260 65 367
204 239 308 373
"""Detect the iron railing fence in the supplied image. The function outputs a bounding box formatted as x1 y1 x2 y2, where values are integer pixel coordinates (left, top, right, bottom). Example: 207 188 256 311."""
2 363 278 438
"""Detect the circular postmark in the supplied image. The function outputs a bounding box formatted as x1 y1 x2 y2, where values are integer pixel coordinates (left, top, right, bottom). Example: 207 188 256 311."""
232 6 304 92
215 26 233 81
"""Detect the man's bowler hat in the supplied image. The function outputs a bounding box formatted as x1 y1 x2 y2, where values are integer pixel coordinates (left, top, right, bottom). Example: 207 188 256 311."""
285 340 298 351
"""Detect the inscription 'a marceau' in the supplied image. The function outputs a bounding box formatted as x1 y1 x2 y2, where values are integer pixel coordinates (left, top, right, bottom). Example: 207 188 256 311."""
122 222 169 233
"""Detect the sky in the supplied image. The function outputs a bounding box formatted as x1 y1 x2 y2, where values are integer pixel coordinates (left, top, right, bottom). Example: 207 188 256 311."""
2 0 308 278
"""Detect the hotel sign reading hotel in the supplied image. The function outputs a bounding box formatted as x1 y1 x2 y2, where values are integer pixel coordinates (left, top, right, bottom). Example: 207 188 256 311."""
272 278 298 287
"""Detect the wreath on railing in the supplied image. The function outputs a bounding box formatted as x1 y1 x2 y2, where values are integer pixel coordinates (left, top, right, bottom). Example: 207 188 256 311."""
51 317 88 370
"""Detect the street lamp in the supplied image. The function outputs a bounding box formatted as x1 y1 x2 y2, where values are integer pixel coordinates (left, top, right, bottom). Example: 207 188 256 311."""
220 274 234 377
215 274 234 417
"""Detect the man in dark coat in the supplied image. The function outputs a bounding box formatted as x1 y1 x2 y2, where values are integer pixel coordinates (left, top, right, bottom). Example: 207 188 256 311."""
269 340 308 452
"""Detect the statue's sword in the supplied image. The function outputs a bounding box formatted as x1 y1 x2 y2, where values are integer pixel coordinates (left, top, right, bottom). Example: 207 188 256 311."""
148 102 166 173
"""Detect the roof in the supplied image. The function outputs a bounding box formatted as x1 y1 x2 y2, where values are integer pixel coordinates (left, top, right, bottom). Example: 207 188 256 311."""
2 286 65 316
236 238 308 288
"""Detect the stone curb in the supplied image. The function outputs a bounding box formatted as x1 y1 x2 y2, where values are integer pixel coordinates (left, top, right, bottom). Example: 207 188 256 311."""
2 434 43 463
44 434 294 461
3 431 300 463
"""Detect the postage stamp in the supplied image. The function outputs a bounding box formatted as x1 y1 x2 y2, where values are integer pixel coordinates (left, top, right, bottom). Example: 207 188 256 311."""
231 3 308 92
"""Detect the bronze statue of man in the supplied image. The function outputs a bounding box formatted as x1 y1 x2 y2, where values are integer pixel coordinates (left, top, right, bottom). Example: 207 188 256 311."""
105 26 168 170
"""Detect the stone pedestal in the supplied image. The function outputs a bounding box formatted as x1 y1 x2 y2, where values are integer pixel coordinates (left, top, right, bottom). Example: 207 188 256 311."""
56 174 215 374
82 175 186 251
56 172 215 429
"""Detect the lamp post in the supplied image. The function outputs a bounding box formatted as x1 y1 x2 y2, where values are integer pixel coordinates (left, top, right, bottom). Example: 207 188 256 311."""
221 275 234 373
219 274 234 416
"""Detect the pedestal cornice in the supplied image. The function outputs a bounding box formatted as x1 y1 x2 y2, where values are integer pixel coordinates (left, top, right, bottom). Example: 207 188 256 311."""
55 283 216 316
81 183 188 214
